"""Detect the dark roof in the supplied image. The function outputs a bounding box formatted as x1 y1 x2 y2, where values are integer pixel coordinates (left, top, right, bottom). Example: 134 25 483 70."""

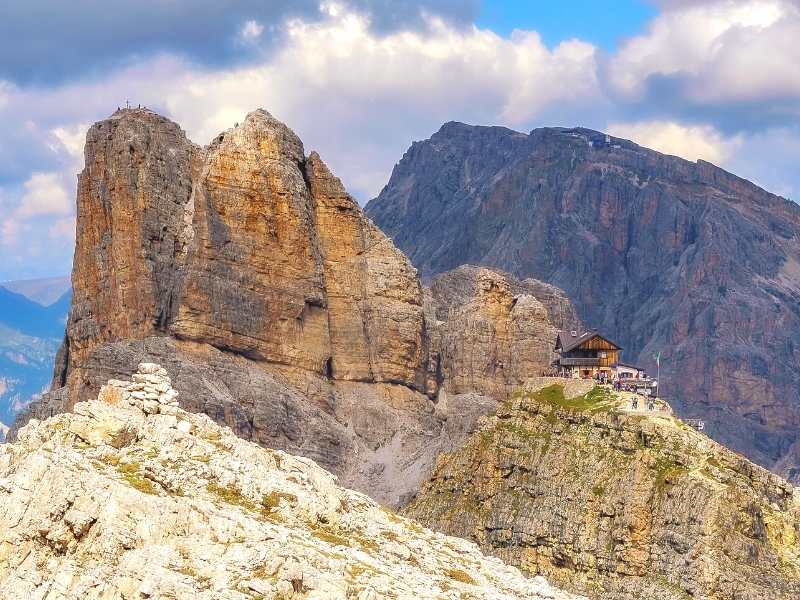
556 330 621 353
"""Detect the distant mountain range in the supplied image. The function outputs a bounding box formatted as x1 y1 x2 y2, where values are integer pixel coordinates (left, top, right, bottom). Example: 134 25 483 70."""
367 123 800 482
0 278 70 428
1 276 71 306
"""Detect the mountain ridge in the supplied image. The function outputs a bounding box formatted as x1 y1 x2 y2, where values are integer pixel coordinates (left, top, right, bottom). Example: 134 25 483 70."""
366 120 800 482
0 362 581 599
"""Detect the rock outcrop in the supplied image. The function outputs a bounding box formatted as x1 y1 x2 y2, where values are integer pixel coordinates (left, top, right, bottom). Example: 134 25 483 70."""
11 109 572 506
424 266 580 398
59 107 428 398
404 379 800 600
366 123 800 482
0 364 582 600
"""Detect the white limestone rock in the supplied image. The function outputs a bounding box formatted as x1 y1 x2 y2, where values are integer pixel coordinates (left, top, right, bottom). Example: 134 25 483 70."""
0 364 583 600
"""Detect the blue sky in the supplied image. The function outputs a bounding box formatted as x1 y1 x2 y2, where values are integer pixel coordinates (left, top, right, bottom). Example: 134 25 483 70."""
478 0 656 49
1 0 799 281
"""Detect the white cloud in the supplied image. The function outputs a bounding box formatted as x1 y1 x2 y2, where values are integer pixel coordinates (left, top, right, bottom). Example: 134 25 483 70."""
606 120 741 165
0 219 21 247
50 123 88 160
0 1 798 279
48 216 76 241
240 20 265 42
0 81 12 109
162 7 601 197
0 6 604 278
608 0 800 108
16 172 71 219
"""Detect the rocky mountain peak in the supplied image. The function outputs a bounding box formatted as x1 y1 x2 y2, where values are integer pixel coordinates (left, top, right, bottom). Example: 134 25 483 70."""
366 119 800 483
12 109 575 507
211 108 306 163
1 364 582 599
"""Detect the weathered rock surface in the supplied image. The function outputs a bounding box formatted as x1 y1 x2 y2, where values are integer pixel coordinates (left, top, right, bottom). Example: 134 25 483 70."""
424 266 581 398
366 123 800 482
404 379 800 600
0 365 582 600
60 107 428 396
11 109 572 506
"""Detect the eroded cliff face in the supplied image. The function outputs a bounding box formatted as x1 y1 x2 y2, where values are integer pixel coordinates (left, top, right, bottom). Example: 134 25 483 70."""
403 380 800 600
0 365 582 600
366 123 800 482
61 108 428 396
12 109 571 506
424 266 581 398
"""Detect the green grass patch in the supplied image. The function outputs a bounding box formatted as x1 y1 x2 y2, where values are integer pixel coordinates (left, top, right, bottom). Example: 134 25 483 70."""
652 457 689 494
261 490 297 512
207 482 258 511
591 485 606 497
525 384 617 413
117 461 158 495
311 528 350 547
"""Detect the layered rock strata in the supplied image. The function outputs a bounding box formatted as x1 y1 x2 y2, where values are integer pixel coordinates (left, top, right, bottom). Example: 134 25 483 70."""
11 109 573 506
366 123 800 481
404 379 800 600
59 107 428 397
424 266 581 398
0 364 582 600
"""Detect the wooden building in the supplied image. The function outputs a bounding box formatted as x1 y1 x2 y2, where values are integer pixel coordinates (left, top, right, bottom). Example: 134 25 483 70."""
554 330 621 379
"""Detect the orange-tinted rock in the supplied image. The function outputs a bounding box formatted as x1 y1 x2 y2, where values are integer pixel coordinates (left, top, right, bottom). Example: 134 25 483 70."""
14 108 576 505
425 266 581 398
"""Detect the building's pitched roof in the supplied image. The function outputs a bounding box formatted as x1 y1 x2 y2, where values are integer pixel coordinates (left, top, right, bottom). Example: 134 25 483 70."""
556 330 621 353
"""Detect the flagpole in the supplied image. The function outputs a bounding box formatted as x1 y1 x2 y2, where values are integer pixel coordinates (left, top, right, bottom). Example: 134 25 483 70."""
654 351 661 401
657 358 660 400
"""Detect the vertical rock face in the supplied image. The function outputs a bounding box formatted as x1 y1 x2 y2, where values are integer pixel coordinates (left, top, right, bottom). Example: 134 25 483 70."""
425 266 581 398
61 109 201 389
305 152 427 388
404 381 800 600
13 108 573 506
57 108 429 401
366 123 800 481
171 110 330 371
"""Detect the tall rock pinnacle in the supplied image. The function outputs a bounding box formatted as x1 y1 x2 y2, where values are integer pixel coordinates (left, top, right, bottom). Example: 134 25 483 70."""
13 108 575 506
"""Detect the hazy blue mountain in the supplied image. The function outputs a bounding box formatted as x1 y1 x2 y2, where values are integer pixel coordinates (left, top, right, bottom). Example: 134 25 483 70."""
0 276 71 306
0 284 70 429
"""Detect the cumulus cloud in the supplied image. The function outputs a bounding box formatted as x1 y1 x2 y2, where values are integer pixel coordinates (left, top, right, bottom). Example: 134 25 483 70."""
0 0 478 85
606 120 741 164
0 4 602 278
16 172 71 219
240 20 265 42
0 0 798 280
606 0 800 131
163 8 600 196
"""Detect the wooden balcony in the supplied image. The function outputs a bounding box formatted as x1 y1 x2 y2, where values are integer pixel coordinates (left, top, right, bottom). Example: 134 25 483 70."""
558 357 601 367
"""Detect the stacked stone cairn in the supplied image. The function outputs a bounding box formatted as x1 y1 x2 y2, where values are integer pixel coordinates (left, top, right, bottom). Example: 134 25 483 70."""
100 363 180 416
